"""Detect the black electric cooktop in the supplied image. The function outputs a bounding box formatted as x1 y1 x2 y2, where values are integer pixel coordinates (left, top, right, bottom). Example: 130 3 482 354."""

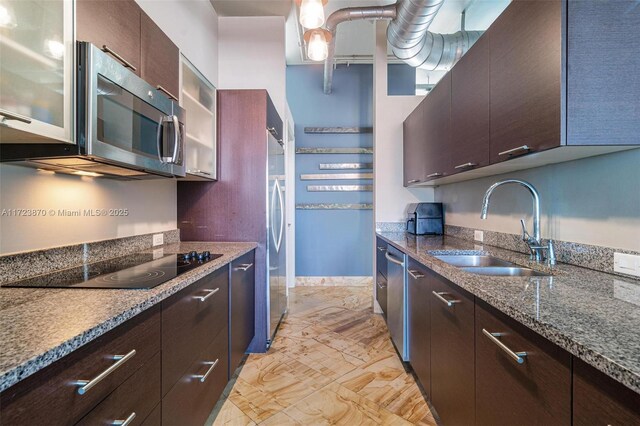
1 251 223 289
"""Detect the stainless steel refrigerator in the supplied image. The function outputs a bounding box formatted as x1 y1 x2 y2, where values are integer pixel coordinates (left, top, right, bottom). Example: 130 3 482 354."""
267 130 287 344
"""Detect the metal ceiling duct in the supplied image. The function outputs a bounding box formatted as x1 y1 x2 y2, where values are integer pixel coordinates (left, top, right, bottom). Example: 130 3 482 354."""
321 0 484 94
387 0 483 70
323 5 397 94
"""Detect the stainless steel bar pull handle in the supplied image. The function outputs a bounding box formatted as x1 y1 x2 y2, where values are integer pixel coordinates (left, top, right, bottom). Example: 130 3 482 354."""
233 263 254 272
377 246 387 252
188 170 212 175
101 45 137 71
432 291 459 307
193 288 219 302
408 270 425 279
75 349 136 395
498 145 531 157
384 251 404 266
407 179 421 184
454 162 478 169
194 359 219 382
482 329 527 364
112 412 136 426
377 281 387 289
156 85 178 101
427 172 443 178
0 109 32 124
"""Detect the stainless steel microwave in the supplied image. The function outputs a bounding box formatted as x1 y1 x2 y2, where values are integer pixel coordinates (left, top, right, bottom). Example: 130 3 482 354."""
0 42 185 179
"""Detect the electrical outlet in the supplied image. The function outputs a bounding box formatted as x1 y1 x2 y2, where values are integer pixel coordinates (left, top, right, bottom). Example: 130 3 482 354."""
614 253 640 278
152 233 164 247
474 230 484 242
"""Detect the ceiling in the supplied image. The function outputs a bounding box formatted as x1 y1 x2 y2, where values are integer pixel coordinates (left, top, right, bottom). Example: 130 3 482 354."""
211 0 510 65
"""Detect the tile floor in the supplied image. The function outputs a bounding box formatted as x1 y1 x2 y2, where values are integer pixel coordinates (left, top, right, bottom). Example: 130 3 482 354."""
209 286 436 425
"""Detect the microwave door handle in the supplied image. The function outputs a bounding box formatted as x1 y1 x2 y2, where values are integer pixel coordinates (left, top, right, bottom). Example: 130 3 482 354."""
270 180 278 251
156 117 165 164
171 115 180 164
276 179 284 252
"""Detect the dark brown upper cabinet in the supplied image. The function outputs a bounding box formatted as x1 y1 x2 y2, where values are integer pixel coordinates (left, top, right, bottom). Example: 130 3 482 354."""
450 34 490 173
76 0 142 76
141 13 180 101
403 98 428 186
488 0 562 163
423 73 452 181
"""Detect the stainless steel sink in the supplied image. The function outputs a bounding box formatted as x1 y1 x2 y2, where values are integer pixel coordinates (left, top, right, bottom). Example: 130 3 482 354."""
461 267 550 277
434 255 514 268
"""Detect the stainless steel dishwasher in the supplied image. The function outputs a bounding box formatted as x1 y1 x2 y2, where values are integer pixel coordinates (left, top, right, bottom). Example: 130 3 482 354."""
385 245 408 360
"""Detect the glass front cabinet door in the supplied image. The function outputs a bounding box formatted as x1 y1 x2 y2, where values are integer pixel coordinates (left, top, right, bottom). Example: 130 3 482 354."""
180 55 216 180
0 0 74 143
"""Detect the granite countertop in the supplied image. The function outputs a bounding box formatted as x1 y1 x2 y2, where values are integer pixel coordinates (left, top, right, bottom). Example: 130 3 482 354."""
377 231 640 394
0 241 257 393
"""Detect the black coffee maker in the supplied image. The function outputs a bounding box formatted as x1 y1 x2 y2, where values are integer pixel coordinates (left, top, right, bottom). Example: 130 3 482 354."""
406 203 444 235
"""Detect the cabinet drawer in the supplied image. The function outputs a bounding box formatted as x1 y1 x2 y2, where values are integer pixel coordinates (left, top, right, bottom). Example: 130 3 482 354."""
475 299 571 426
573 358 640 426
230 250 255 375
77 352 161 426
0 305 161 426
375 238 388 278
162 327 229 426
162 266 229 396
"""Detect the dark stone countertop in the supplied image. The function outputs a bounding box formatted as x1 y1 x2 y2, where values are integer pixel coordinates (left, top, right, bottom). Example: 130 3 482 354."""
377 231 640 394
0 242 257 393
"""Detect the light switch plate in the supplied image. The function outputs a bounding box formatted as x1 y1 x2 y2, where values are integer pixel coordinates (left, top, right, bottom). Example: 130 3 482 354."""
152 233 164 247
614 253 640 278
474 230 484 242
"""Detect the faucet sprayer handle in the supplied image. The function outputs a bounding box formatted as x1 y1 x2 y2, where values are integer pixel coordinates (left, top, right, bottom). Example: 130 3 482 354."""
520 219 532 242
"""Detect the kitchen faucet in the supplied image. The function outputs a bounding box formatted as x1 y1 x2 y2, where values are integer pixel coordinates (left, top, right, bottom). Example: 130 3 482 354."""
480 179 556 266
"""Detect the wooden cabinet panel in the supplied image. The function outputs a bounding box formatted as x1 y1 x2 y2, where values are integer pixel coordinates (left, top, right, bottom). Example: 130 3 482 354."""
376 271 387 317
230 250 256 375
77 352 161 426
0 305 160 426
162 266 229 396
451 34 490 173
403 99 428 186
162 327 229 426
573 358 640 426
76 0 141 76
429 270 475 425
407 257 431 397
423 73 452 180
475 300 571 426
376 237 388 279
489 0 562 162
141 13 180 100
141 403 162 426
567 1 640 146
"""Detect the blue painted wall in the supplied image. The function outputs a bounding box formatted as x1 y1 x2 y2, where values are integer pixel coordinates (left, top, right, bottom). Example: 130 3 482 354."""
388 64 417 96
287 64 373 276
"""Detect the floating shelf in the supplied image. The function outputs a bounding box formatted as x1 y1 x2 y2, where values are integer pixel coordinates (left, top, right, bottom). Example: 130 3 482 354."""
296 203 373 210
319 163 373 170
307 185 373 192
304 127 373 134
296 148 373 154
300 173 373 180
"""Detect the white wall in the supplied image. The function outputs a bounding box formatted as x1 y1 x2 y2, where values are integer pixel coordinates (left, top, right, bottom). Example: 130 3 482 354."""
0 1 219 255
136 0 219 86
217 16 287 118
436 149 640 251
373 21 434 224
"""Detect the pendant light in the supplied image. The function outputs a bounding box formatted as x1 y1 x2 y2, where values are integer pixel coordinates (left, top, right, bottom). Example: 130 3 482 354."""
304 29 332 62
298 0 327 29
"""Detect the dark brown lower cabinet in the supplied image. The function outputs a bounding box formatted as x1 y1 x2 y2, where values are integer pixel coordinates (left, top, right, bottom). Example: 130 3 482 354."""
475 300 571 426
430 271 475 426
230 250 256 375
162 327 229 426
407 257 430 397
573 358 640 426
142 404 162 426
376 271 387 317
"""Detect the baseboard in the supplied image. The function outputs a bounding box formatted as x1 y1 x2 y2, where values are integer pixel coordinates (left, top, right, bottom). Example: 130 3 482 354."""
295 276 373 287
